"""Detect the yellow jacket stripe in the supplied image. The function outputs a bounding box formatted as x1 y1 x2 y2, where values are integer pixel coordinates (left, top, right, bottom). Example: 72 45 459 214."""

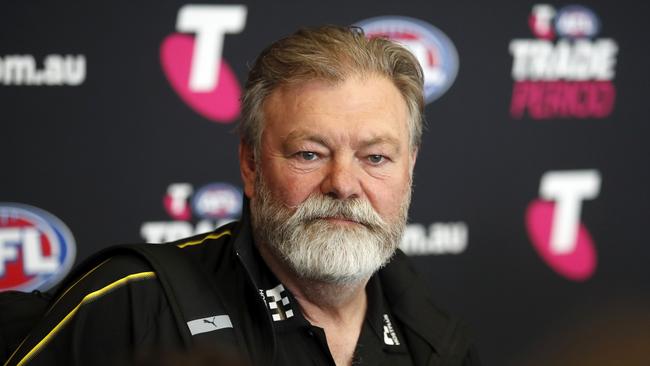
176 230 231 248
12 271 156 366
4 259 111 364
9 229 232 365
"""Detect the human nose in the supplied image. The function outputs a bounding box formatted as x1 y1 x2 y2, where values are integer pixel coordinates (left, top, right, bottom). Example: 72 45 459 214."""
320 157 362 200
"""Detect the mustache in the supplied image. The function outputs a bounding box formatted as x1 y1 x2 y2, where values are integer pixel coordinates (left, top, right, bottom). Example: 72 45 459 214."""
289 194 386 230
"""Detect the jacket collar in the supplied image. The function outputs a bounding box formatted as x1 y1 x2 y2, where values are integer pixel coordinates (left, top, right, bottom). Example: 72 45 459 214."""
378 250 455 355
229 197 279 364
231 196 262 285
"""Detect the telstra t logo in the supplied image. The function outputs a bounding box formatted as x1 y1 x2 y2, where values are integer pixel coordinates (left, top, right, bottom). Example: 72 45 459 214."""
525 170 601 281
161 5 247 123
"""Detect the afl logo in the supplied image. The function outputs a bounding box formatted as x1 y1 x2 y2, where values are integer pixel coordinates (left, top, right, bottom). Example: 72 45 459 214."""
0 203 76 292
191 183 242 220
554 5 600 39
355 16 459 104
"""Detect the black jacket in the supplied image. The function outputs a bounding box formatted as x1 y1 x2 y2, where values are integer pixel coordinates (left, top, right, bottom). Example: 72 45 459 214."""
5 208 479 366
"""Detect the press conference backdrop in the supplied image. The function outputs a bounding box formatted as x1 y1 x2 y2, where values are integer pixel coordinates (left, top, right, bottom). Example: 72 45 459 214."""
2 1 649 365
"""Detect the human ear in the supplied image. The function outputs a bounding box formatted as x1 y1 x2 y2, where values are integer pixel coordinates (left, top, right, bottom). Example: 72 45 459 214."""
239 141 257 198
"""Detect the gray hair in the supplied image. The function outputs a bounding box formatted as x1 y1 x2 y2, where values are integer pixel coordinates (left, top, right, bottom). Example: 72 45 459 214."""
239 25 425 155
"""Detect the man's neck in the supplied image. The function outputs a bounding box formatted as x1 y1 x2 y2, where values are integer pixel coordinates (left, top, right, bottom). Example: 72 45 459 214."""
285 272 368 323
257 242 369 366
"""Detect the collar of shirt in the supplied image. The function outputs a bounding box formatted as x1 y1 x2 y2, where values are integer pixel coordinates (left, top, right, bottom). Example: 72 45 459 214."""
363 274 409 354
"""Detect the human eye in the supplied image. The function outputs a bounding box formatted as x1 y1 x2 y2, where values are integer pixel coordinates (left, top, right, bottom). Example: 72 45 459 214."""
366 154 387 165
296 151 319 161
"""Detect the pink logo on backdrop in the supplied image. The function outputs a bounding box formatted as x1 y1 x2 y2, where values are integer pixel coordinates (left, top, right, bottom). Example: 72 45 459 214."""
140 182 242 244
528 4 555 40
160 5 247 124
509 4 618 120
525 170 601 281
526 200 597 281
163 182 192 221
161 35 241 122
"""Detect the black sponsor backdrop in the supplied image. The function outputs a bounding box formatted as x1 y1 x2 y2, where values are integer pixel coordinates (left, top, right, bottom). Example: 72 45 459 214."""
2 1 649 365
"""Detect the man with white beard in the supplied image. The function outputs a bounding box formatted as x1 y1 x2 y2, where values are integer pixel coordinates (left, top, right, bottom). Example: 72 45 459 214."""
237 25 479 366
6 26 479 366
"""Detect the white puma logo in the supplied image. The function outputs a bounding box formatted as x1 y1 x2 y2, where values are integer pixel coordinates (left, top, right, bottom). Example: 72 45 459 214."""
187 314 233 335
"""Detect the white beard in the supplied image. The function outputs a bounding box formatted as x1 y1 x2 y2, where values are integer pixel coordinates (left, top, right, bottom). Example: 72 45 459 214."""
250 174 411 285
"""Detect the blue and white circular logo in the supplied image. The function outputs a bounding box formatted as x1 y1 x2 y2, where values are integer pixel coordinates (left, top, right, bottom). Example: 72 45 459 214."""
191 183 242 220
355 16 459 104
0 203 76 292
554 5 600 39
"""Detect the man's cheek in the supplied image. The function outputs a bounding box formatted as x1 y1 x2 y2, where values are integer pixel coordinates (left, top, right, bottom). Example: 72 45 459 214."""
273 183 309 208
381 189 409 217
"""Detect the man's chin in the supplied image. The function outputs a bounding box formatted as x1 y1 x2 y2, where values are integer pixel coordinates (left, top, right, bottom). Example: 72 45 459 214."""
292 266 375 286
302 218 374 235
278 245 397 286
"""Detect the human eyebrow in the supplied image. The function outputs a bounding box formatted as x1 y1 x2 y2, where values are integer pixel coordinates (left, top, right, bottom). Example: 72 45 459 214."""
358 136 401 154
282 131 331 151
